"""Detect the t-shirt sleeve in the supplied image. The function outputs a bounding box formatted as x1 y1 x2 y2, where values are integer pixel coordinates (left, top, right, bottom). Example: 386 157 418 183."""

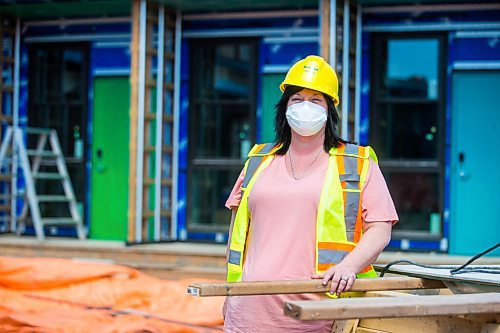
361 159 399 224
225 168 245 210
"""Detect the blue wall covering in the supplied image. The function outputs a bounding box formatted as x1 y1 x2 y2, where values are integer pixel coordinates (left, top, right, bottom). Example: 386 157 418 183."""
362 7 500 252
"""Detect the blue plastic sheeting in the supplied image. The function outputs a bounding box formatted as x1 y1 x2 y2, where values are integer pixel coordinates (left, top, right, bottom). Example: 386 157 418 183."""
24 23 130 38
387 239 443 252
92 47 130 74
261 42 318 67
184 16 318 32
453 37 500 62
363 8 500 27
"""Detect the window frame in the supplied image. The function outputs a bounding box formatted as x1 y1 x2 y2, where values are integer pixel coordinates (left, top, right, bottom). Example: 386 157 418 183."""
369 32 447 239
187 38 258 234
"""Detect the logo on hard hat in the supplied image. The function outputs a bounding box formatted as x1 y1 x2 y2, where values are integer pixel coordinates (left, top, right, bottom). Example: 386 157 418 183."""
303 65 319 73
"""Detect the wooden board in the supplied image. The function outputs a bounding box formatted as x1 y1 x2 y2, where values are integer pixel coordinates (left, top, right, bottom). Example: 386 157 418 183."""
284 292 500 321
187 277 444 296
358 316 488 333
379 264 500 293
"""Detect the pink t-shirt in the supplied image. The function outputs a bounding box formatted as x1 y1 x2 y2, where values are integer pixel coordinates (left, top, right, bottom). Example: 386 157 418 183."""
224 153 398 333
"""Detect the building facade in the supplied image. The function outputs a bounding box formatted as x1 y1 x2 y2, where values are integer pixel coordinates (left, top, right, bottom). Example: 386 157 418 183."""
0 0 498 255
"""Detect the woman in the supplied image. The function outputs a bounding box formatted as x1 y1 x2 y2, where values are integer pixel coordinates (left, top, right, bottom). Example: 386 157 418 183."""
224 55 398 333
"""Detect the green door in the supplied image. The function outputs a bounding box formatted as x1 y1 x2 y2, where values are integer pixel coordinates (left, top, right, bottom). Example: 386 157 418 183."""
91 77 130 240
261 74 285 142
450 71 500 255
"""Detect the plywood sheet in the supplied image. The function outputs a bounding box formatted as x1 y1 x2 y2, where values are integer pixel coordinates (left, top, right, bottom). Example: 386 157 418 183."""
381 265 500 288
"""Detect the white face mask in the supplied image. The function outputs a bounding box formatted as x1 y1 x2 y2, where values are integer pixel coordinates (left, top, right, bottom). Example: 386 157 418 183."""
286 101 327 136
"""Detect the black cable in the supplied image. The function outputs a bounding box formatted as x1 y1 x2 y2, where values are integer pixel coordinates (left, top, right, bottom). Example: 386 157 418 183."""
379 242 500 277
379 259 452 277
450 242 500 275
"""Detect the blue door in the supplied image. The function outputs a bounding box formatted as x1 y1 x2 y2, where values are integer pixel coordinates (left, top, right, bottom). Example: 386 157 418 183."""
450 71 500 255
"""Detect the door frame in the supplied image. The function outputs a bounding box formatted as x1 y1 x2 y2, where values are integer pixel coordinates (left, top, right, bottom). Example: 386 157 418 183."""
186 37 259 235
369 32 447 242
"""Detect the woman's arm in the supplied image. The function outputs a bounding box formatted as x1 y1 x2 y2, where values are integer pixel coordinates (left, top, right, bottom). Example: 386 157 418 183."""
311 220 392 295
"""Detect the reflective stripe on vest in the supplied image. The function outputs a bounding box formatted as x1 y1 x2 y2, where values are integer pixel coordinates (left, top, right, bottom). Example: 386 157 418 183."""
316 143 375 276
227 143 280 279
227 143 378 282
242 143 277 189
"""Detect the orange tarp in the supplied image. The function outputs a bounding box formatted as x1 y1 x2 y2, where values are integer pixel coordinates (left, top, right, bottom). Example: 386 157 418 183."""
0 256 225 332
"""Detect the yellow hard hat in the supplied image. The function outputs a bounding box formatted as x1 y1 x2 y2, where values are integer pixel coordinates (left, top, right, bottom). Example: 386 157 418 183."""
279 55 340 106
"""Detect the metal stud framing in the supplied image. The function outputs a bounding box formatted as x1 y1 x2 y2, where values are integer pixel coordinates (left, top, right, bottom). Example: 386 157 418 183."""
0 15 18 233
129 0 178 243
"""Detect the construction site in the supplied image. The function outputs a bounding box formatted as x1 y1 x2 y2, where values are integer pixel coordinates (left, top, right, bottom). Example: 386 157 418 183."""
0 0 499 332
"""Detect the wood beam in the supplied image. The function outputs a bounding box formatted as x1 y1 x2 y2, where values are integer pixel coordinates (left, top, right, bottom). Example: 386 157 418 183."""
320 0 330 60
284 292 500 321
127 0 140 242
187 277 445 297
359 316 492 333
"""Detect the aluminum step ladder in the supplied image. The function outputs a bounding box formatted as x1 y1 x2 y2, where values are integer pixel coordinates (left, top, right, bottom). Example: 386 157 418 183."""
0 126 86 240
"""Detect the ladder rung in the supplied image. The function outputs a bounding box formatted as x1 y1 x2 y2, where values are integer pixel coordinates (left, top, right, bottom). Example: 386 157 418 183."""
33 172 65 180
144 145 155 153
161 178 172 186
0 156 16 163
41 218 79 226
165 52 175 60
146 14 158 24
145 112 156 120
142 210 172 219
0 56 14 64
0 114 13 123
141 178 172 187
165 20 176 29
145 79 156 87
146 47 157 56
0 193 23 200
25 127 52 135
37 195 71 202
163 114 174 123
2 86 13 93
0 174 12 181
27 150 58 158
0 205 11 211
164 83 174 91
162 145 173 154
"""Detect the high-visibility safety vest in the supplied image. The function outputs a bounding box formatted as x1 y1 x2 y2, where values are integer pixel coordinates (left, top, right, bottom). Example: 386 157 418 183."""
227 142 378 283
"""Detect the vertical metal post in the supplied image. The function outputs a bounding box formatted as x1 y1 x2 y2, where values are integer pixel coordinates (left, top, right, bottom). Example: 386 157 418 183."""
329 0 337 68
341 0 350 140
171 10 181 240
135 0 147 242
11 18 20 231
354 4 362 143
154 6 165 241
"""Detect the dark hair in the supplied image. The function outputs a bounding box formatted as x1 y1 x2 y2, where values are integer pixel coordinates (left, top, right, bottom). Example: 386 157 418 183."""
274 85 347 155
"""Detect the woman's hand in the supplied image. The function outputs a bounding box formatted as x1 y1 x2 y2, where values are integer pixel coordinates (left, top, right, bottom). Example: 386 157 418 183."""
311 263 357 296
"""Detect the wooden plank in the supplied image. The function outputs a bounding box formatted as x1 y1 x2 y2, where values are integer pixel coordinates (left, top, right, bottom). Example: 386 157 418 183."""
481 323 500 333
356 328 389 333
332 319 359 333
284 292 500 321
127 0 140 242
187 277 445 297
320 0 330 60
359 316 486 333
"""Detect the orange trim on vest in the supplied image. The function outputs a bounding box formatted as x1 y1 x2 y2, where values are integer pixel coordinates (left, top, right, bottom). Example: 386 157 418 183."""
317 263 373 274
318 242 354 251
